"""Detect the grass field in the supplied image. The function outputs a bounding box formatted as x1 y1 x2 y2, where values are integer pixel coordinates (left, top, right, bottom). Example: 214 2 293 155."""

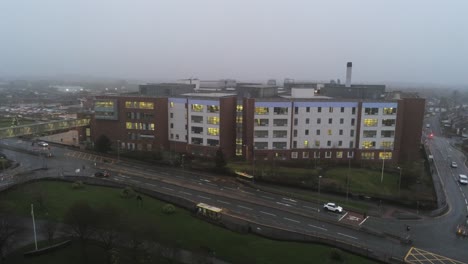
1 181 378 264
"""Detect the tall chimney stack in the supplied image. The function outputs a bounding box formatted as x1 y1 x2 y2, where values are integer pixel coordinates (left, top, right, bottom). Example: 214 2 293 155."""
345 62 352 88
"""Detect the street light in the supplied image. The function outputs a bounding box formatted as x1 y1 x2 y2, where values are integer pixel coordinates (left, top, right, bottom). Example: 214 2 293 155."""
318 175 322 196
380 150 386 183
346 159 350 203
397 167 402 196
117 140 120 162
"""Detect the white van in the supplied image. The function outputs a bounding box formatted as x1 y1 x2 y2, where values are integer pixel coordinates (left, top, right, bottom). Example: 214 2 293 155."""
459 174 468 185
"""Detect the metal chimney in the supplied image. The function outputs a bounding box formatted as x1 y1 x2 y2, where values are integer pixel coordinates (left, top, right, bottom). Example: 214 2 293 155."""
345 62 352 87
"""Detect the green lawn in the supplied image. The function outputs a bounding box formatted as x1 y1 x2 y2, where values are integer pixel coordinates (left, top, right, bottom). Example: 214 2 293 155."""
1 181 378 264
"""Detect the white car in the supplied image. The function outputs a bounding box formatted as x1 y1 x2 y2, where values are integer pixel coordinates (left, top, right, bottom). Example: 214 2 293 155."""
459 174 468 185
451 161 458 168
37 141 49 147
323 202 343 213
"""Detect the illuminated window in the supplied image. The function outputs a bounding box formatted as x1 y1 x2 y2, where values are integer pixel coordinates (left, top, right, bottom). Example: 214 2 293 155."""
236 139 243 145
362 141 376 149
95 101 114 108
192 104 204 112
236 105 243 112
303 152 310 158
149 123 155 130
126 122 133 129
304 140 309 148
381 141 394 148
255 107 269 115
362 152 375 160
255 118 268 126
328 129 332 135
207 105 220 113
379 151 392 160
291 152 298 159
139 102 154 109
125 101 135 108
170 102 174 108
383 107 397 115
336 151 343 158
207 127 219 136
364 119 378 127
236 116 242 123
207 116 220 125
315 140 320 147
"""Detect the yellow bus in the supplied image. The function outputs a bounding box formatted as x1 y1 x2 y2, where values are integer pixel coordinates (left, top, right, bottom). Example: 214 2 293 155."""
196 203 223 221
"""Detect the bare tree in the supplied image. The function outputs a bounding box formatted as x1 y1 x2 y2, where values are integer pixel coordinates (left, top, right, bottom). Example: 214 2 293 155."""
94 204 122 264
63 200 97 259
0 207 23 263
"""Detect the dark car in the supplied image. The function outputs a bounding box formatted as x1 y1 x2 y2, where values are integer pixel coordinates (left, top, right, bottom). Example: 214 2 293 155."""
94 171 110 178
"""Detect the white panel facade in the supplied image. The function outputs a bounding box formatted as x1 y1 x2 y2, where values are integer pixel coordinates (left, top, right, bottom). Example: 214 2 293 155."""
168 98 188 142
292 102 359 150
253 102 291 150
188 99 221 147
359 102 398 150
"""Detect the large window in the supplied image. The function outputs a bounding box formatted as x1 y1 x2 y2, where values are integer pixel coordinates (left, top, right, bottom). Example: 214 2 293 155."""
363 130 377 138
383 107 397 115
364 119 378 127
207 116 220 125
379 151 392 160
381 130 395 138
236 105 243 112
273 130 287 138
125 122 155 130
362 152 375 160
95 101 114 108
272 142 287 149
191 116 203 123
273 107 288 115
207 127 219 136
207 139 219 147
381 141 394 148
255 107 269 115
191 104 204 112
382 119 396 126
362 141 376 149
364 107 379 115
273 119 288 126
254 142 268 150
191 127 203 134
207 105 220 113
254 130 269 138
255 119 269 126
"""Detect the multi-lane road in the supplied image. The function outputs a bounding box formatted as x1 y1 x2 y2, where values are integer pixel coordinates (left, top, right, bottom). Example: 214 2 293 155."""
1 130 468 263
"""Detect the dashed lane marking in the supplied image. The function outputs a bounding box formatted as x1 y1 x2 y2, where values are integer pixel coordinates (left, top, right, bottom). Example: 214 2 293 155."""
238 205 253 210
261 195 274 200
217 200 230 205
308 224 327 231
179 191 192 196
260 211 276 217
284 217 300 223
276 202 291 207
198 195 211 200
337 233 358 240
162 187 174 191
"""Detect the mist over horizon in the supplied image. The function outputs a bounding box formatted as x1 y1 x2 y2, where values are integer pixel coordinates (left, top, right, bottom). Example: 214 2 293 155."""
1 1 467 87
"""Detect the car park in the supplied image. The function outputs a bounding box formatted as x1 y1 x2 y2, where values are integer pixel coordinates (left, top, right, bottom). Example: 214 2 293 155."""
451 161 458 168
94 171 110 178
323 202 343 213
459 174 468 185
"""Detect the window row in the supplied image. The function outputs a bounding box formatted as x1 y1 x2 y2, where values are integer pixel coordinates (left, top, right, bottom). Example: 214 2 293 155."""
191 127 220 136
191 104 220 113
293 129 355 137
364 118 396 127
294 117 355 126
190 116 220 124
254 130 288 138
191 138 219 146
125 122 155 130
361 151 393 160
291 151 354 159
127 133 155 140
362 130 395 138
364 107 397 115
293 140 354 148
126 112 154 120
362 141 394 149
294 106 357 114
125 101 154 109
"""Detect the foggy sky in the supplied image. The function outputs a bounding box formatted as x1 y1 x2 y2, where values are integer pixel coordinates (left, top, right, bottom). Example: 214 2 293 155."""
1 0 467 85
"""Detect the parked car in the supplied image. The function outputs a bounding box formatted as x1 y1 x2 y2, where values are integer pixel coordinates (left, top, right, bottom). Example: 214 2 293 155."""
459 174 468 185
451 161 458 168
323 202 343 213
94 171 110 178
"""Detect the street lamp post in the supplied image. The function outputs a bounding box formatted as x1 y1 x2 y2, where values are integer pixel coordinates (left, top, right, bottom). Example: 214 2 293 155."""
398 167 402 196
318 175 322 196
380 150 386 183
117 140 120 162
346 159 350 203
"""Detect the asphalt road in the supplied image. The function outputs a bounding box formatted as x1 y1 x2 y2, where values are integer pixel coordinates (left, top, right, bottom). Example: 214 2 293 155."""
2 133 468 262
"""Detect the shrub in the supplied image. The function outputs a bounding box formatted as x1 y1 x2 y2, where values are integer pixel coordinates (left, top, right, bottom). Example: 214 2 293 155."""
71 181 84 189
162 204 176 215
120 186 135 199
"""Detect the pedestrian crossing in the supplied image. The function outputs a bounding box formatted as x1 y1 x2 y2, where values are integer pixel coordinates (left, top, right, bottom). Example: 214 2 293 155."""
65 151 117 164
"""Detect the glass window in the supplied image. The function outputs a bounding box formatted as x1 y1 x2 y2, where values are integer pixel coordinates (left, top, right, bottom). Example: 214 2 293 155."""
255 107 269 115
294 107 298 114
273 107 288 115
293 130 298 137
363 130 377 138
340 118 344 124
325 151 332 158
362 141 376 149
305 129 309 135
255 118 269 126
329 107 333 113
364 119 378 127
207 116 220 125
339 129 343 135
291 152 298 159
352 107 356 114
383 107 397 115
207 105 220 113
317 118 321 124
207 127 219 136
328 118 332 124
336 151 343 158
306 118 309 124
170 102 174 108
315 140 320 147
306 107 310 112
362 152 375 160
327 141 331 146
316 129 320 135
304 140 309 148
341 107 344 113
338 141 342 147
379 151 392 159
382 119 396 126
328 129 332 135
381 130 395 138
303 152 310 158
318 107 322 113
364 107 379 115
192 104 204 112
236 105 243 112
381 141 394 148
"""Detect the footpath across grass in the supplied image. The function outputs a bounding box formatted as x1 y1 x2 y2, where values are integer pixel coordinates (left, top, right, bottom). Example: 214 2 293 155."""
1 181 377 264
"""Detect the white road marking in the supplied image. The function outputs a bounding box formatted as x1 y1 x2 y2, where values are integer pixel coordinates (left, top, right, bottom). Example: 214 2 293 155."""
207 183 218 187
303 205 319 211
179 191 192 196
119 175 130 178
146 183 156 187
308 224 327 231
217 200 230 205
337 233 358 240
260 211 276 217
339 212 348 221
276 202 291 207
282 197 297 203
359 216 369 226
261 195 274 200
284 217 300 223
238 205 253 210
465 199 467 204
129 179 139 183
162 187 174 191
198 195 211 200
200 179 211 182
240 190 254 195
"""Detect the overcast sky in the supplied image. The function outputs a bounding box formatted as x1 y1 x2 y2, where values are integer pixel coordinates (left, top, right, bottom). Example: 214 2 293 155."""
1 0 467 85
